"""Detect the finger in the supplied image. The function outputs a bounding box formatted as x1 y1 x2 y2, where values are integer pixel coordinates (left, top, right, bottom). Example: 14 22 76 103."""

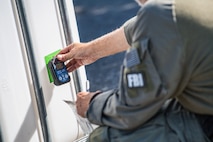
65 59 76 68
58 47 70 54
67 63 81 72
66 60 82 72
58 43 74 54
56 44 74 61
76 103 83 116
57 52 73 62
66 62 75 72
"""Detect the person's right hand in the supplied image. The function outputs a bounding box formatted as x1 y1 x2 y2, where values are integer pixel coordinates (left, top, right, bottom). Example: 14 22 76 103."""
57 42 98 72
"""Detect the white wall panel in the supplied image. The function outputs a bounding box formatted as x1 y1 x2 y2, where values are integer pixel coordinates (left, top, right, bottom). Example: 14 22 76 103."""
0 0 41 141
0 0 87 141
21 0 85 141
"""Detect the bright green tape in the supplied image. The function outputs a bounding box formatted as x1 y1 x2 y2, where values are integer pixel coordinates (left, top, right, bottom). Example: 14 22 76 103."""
44 49 60 83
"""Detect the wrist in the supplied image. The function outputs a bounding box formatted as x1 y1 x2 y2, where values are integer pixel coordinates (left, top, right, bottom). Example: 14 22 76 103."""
90 91 102 103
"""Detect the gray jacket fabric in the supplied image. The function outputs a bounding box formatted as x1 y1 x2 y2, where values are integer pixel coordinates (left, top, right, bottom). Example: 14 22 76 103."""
87 100 210 142
86 0 213 141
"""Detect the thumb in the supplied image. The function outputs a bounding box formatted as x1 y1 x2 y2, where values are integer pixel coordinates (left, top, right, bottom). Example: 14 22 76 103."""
57 45 74 61
56 54 68 61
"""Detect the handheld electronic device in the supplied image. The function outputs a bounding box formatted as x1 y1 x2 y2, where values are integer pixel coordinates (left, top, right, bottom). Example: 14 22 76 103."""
48 57 70 86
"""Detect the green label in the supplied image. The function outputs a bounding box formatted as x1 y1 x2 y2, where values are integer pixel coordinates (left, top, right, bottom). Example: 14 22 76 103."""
44 49 60 83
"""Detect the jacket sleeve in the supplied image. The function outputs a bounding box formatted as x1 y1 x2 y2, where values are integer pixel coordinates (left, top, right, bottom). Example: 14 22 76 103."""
87 1 185 130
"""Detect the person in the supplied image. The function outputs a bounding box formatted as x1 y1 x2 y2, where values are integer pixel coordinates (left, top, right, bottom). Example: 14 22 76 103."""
57 0 213 141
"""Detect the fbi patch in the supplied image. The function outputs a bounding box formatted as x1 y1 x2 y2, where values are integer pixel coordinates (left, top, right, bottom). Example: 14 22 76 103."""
127 73 144 88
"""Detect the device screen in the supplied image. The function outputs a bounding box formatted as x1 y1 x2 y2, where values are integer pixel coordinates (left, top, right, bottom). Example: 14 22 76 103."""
55 62 64 70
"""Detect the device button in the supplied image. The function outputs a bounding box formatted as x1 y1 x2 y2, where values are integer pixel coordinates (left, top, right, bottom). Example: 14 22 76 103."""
59 76 63 81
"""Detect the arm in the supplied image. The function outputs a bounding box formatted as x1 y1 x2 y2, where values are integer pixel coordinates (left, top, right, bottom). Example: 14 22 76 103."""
87 27 130 59
57 27 130 72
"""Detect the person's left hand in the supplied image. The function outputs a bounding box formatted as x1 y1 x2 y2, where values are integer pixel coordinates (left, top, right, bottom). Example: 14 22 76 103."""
76 91 101 117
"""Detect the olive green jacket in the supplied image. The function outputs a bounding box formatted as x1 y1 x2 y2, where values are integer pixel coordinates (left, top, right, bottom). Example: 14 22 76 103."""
86 0 213 141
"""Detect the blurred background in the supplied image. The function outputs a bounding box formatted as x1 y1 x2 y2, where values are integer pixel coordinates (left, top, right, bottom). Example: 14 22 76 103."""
73 0 140 91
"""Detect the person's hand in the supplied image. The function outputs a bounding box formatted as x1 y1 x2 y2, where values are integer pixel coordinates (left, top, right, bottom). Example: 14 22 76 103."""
57 42 98 72
76 91 101 117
